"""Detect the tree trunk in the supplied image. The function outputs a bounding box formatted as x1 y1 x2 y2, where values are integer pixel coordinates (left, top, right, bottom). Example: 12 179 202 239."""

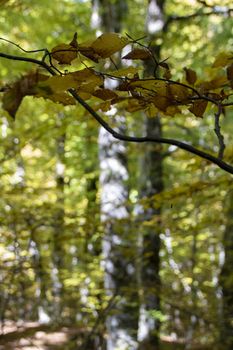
219 189 233 350
52 113 66 320
137 1 165 349
92 1 138 348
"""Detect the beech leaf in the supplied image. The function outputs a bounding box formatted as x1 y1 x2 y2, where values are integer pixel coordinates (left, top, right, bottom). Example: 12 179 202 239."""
93 88 118 101
184 68 197 85
91 33 129 58
123 48 152 60
51 43 77 64
189 100 208 118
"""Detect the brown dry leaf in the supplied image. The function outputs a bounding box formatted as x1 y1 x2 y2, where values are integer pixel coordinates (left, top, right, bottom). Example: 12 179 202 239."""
227 63 233 81
91 33 129 58
2 72 49 118
69 32 78 48
163 68 172 80
189 100 208 118
93 88 118 100
184 68 197 85
153 95 170 112
123 48 152 60
78 45 100 63
51 44 77 64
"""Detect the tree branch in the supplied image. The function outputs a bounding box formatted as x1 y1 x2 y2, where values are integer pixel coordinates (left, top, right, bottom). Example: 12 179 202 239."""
164 5 233 30
0 50 233 175
69 89 233 175
214 104 225 159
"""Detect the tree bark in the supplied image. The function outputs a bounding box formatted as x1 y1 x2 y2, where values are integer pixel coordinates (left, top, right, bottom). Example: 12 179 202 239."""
219 189 233 350
137 1 165 349
92 1 138 348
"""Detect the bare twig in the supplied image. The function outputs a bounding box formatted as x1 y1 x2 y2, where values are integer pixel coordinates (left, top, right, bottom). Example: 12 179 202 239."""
214 104 225 159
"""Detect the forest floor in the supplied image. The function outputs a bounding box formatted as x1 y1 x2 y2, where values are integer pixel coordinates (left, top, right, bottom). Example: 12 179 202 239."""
0 321 211 350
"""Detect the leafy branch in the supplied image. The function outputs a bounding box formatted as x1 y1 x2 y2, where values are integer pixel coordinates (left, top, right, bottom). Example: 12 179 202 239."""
0 35 233 175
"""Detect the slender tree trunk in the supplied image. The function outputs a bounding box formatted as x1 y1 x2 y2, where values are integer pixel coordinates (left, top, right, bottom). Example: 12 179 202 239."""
52 113 66 320
92 1 138 348
219 190 233 350
137 1 165 349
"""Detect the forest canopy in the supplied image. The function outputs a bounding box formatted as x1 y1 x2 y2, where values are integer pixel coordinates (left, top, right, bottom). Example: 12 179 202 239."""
0 1 232 350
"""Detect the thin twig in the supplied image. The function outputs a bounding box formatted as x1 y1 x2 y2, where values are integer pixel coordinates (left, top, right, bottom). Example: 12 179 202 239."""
0 37 47 54
214 104 225 159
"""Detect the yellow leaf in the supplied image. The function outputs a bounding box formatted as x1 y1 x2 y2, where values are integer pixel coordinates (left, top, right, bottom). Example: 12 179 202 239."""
166 106 181 116
91 33 129 58
169 83 190 102
38 75 78 92
72 68 101 82
212 52 233 68
146 103 158 117
35 91 76 106
110 66 139 77
51 43 77 64
199 75 228 90
94 101 111 112
129 79 167 93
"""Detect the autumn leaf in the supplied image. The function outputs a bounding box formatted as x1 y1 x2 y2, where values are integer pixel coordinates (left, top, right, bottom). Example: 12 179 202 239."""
212 52 233 68
93 88 118 101
189 100 208 118
184 68 197 85
110 66 139 78
169 83 190 102
37 74 79 92
123 48 152 60
226 63 233 81
69 32 78 48
90 33 129 58
35 91 76 106
51 44 77 64
78 44 100 63
199 75 228 90
2 72 49 118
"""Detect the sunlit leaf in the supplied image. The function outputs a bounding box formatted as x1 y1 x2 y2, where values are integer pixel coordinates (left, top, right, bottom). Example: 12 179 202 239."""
169 83 190 102
91 33 130 58
123 48 152 60
110 66 139 77
212 52 233 68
